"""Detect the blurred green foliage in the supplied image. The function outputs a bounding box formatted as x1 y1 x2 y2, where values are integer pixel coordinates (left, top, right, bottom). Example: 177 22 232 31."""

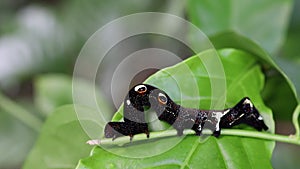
0 0 299 169
22 105 93 169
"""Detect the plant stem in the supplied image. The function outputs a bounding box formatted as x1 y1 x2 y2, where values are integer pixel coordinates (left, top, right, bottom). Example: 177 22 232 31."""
86 105 300 146
87 128 300 146
292 104 300 138
0 92 42 132
221 129 300 145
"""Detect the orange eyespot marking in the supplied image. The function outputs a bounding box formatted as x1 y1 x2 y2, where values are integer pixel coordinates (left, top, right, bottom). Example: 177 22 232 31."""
158 93 167 104
134 85 147 94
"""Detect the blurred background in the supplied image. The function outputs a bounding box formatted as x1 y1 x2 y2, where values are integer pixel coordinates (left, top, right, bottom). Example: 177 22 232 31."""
0 0 299 169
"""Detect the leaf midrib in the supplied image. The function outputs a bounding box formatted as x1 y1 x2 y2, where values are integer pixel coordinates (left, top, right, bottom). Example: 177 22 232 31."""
178 57 260 168
179 138 199 169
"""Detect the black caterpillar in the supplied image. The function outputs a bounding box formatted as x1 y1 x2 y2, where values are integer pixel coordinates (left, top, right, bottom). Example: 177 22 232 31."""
104 84 268 141
104 84 156 141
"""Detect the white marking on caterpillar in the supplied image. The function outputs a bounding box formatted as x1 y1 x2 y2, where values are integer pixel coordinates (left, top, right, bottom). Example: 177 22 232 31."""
158 93 166 98
198 125 202 131
243 98 253 108
229 113 245 125
134 84 147 92
258 115 263 120
212 111 227 131
223 109 230 115
126 99 131 105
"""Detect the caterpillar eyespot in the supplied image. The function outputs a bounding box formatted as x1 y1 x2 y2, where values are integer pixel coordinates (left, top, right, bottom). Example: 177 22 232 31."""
134 84 147 94
158 93 167 104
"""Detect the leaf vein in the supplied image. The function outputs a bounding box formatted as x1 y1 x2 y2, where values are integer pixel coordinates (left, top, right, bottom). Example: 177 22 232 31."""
180 138 199 169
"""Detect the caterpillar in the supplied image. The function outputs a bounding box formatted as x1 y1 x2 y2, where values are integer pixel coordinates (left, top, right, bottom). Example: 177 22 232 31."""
104 84 268 141
104 84 155 141
148 86 268 137
104 121 148 141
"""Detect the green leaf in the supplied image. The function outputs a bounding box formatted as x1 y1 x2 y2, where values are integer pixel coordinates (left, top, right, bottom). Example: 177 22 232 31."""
209 32 299 120
262 72 298 120
23 105 99 169
34 74 112 122
187 0 293 54
34 74 73 116
77 49 274 169
274 57 300 98
78 136 273 169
